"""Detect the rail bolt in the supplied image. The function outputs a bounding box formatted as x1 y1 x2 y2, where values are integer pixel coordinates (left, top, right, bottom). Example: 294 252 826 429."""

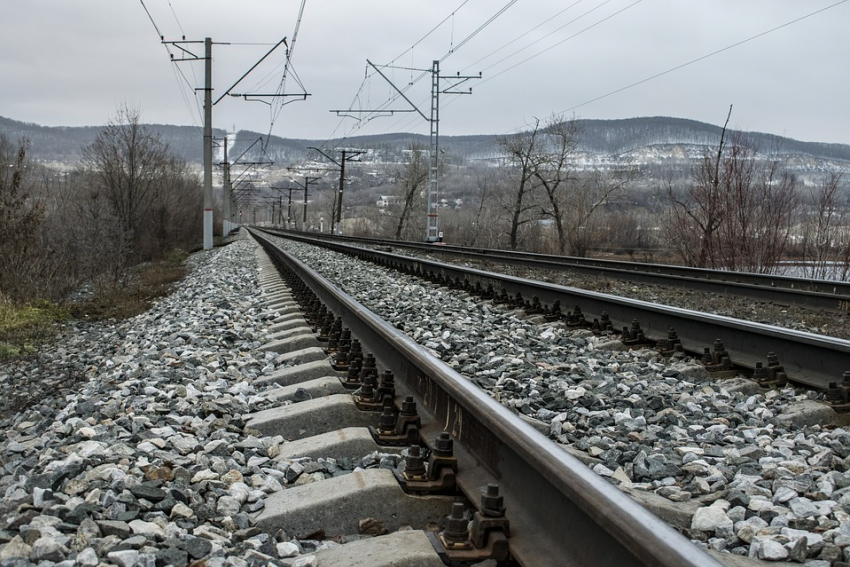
401 395 417 416
378 406 396 432
433 432 454 457
827 382 843 404
403 445 427 478
480 484 505 517
442 503 472 547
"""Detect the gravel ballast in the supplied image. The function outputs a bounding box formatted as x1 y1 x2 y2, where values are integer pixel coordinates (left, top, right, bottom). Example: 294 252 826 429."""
268 235 850 565
0 236 397 567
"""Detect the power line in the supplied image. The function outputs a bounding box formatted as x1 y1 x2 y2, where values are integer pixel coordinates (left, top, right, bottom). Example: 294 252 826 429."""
439 0 519 62
385 0 470 69
459 0 585 73
429 0 850 160
558 0 849 115
319 0 474 146
478 0 641 86
166 0 186 38
351 0 638 138
266 0 309 147
138 0 203 127
330 0 515 143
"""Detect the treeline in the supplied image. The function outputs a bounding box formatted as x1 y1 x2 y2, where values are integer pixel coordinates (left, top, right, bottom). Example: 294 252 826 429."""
0 107 203 305
348 111 850 279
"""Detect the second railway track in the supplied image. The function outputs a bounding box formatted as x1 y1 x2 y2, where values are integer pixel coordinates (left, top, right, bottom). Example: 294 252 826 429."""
257 228 850 394
263 230 850 312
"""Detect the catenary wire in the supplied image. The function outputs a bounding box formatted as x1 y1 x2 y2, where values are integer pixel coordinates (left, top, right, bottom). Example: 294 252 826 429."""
459 0 585 73
557 0 849 115
138 0 203 127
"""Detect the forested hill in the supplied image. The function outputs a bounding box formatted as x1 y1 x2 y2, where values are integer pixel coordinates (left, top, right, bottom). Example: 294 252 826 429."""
0 117 220 164
575 117 850 162
2 115 849 165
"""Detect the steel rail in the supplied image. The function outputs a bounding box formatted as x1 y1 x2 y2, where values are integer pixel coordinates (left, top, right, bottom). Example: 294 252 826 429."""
263 229 850 311
261 229 850 390
250 228 723 567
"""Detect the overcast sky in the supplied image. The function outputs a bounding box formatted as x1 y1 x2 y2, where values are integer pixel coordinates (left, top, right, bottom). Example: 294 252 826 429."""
2 0 848 145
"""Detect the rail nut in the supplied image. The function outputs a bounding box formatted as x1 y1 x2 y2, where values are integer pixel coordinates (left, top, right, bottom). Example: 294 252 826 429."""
433 432 454 457
402 445 427 479
401 395 417 416
480 484 505 517
827 381 844 405
441 503 472 548
377 406 396 433
371 395 421 446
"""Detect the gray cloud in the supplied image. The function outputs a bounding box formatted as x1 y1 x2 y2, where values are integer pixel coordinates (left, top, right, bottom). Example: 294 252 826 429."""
2 0 847 144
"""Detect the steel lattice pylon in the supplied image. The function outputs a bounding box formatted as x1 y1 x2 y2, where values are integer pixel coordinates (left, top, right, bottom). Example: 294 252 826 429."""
427 60 441 242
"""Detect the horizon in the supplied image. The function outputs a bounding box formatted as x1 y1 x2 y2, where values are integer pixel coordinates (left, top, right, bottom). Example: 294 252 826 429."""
4 113 848 149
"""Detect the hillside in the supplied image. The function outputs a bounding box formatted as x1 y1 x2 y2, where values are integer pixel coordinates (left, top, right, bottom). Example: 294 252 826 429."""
2 115 850 168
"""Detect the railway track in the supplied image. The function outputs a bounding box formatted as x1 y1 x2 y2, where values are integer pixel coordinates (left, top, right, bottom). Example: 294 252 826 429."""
246 228 724 566
6 233 847 567
256 229 850 395
262 229 850 312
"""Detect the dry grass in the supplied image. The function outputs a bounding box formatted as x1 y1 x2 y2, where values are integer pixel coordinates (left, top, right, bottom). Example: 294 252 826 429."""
69 250 188 322
0 250 189 362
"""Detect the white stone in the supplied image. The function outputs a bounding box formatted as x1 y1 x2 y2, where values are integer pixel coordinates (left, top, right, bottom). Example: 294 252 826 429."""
191 469 220 483
170 502 194 519
592 463 613 477
275 542 299 558
76 547 99 567
128 520 164 538
107 549 140 567
691 506 733 533
293 555 317 567
758 538 788 561
0 536 31 560
216 495 241 517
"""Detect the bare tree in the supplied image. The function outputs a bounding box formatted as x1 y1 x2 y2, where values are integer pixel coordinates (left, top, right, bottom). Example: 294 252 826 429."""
0 136 49 302
715 136 798 272
666 107 732 268
562 167 635 257
83 106 171 261
666 107 799 272
393 143 429 240
534 117 581 254
799 173 850 280
498 119 545 250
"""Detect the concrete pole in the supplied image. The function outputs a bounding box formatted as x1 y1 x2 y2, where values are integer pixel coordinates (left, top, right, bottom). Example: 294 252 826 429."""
303 184 308 231
203 37 214 249
334 149 346 235
222 137 231 236
287 188 293 229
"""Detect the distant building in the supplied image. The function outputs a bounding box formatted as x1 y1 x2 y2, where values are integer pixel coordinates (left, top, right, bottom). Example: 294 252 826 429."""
377 195 403 208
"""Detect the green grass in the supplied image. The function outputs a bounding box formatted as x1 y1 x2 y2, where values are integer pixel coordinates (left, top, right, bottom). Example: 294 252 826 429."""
0 300 70 361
